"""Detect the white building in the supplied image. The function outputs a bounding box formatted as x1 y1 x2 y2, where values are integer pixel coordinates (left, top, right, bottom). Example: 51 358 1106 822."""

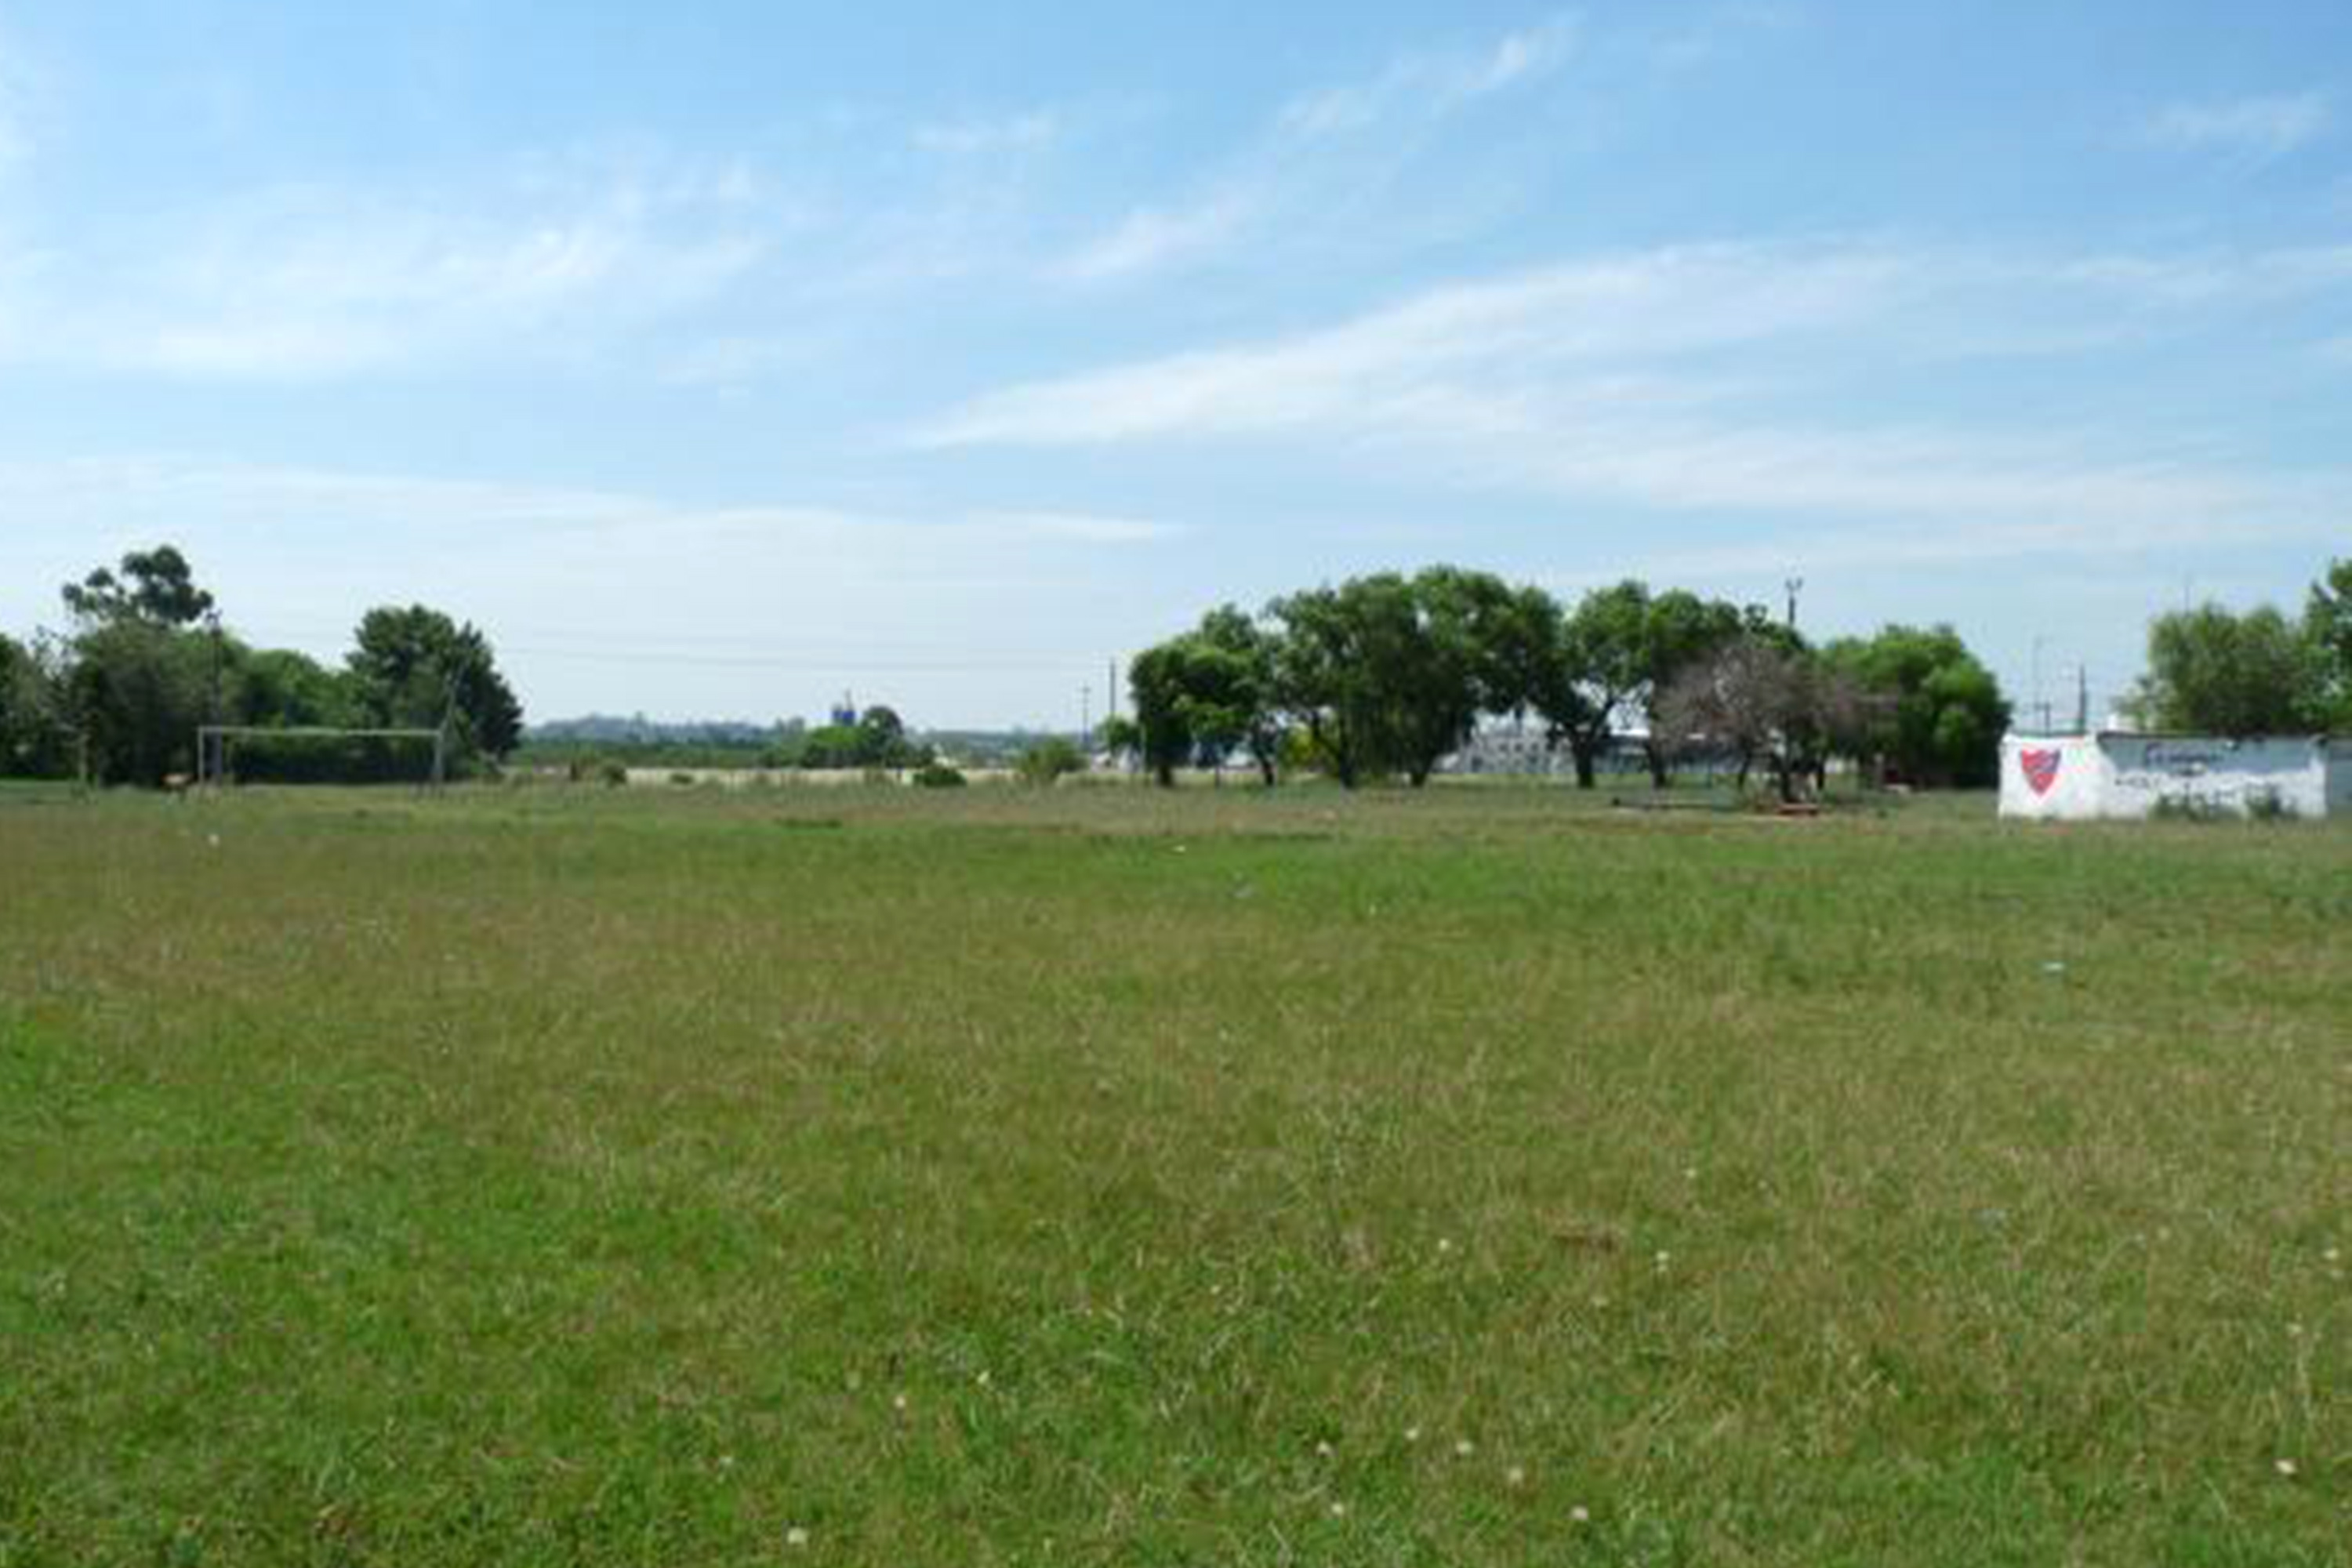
1446 725 1569 776
1999 733 2352 821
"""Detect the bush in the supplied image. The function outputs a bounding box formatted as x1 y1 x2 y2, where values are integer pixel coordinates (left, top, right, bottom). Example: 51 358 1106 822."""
913 762 967 789
2245 789 2298 822
1014 738 1087 787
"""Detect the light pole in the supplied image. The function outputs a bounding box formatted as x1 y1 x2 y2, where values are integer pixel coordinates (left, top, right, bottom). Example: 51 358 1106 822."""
2031 635 2049 734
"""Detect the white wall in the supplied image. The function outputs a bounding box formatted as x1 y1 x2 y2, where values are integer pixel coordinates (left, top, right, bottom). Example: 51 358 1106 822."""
2001 734 2341 820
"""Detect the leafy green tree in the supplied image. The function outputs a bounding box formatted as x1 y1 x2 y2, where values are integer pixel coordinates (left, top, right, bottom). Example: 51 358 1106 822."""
1818 624 2008 786
1407 567 1564 779
2306 559 2352 729
64 619 215 785
2124 603 2321 739
1127 641 1199 787
60 545 216 629
1098 714 1142 768
233 646 356 729
1270 574 1470 787
347 605 524 763
1553 582 1654 789
53 546 229 785
1193 604 1288 785
0 633 73 777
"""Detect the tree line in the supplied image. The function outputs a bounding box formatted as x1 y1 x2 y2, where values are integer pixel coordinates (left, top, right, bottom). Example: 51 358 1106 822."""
1116 568 2011 797
0 546 523 786
2124 560 2352 735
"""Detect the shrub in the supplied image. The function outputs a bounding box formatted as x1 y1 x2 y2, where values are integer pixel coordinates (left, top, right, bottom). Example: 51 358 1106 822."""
913 762 967 789
1014 738 1087 787
2245 789 2298 822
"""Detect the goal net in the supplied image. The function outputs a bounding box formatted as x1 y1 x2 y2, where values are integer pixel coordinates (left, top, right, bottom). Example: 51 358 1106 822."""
194 724 448 788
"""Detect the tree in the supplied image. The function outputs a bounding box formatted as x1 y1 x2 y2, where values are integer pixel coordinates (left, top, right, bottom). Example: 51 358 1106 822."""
1820 624 2009 786
1127 640 1198 787
1553 582 1654 789
1193 604 1287 786
347 605 524 763
1637 590 1753 786
61 545 216 629
1653 638 1825 802
2124 603 2321 738
0 633 73 778
2306 559 2352 730
1269 574 1472 787
53 546 227 786
64 618 215 785
1411 567 1561 778
1131 608 1290 788
233 646 356 729
1098 714 1142 770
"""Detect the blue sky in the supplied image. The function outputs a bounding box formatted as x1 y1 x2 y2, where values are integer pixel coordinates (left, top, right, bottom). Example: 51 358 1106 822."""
1 2 2347 728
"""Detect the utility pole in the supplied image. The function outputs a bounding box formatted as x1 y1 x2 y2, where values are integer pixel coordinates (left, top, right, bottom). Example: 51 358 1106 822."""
2074 665 2090 735
2031 635 2049 734
1080 684 1091 752
1784 577 1803 633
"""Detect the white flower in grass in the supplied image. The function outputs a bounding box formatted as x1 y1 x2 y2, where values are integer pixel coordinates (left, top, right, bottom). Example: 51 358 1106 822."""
2275 1458 2299 1478
1505 1465 1526 1487
891 1392 909 1413
1454 1438 1475 1458
1328 1501 1348 1518
785 1525 810 1548
1403 1425 1421 1444
1569 1504 1591 1524
1316 1440 1334 1458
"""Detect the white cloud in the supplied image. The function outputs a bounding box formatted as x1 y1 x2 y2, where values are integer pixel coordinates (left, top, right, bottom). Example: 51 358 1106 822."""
913 111 1060 157
921 238 2352 546
938 243 1916 443
1277 16 1577 139
1059 193 1255 281
971 510 1184 544
1060 16 1576 282
0 158 769 379
2141 92 2330 164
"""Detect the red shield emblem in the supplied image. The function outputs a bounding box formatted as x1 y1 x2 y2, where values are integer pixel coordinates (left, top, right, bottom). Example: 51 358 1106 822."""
2020 748 2062 796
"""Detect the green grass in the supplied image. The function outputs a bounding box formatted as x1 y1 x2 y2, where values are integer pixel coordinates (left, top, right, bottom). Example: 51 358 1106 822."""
1 782 2344 1566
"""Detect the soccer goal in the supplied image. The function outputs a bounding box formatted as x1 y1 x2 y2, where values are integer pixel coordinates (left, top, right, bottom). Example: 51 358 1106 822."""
194 724 449 788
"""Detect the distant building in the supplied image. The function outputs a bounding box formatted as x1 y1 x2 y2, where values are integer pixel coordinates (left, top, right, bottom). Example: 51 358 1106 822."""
1440 724 1649 778
2000 733 2351 820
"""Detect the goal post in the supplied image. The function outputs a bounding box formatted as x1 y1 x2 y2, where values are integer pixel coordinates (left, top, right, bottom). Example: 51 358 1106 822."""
194 724 448 789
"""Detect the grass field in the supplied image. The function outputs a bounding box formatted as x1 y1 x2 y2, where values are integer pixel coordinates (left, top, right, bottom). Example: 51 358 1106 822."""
1 782 2344 1566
